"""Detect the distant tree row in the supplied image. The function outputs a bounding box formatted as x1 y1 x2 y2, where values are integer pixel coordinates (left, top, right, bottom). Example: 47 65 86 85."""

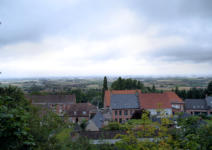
173 87 207 99
174 81 212 100
110 77 161 93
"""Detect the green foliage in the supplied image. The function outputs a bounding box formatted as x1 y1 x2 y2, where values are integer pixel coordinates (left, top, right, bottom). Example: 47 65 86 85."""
0 86 72 150
29 105 70 150
0 86 35 150
207 81 212 95
103 122 127 131
115 111 172 150
111 77 144 90
0 85 29 107
70 88 102 106
80 119 88 131
101 76 108 107
151 84 156 92
175 86 207 100
103 76 108 91
174 116 212 150
111 77 162 93
175 81 212 99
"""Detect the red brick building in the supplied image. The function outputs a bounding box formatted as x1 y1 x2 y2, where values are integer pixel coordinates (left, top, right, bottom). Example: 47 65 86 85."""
104 90 184 122
26 94 76 116
104 90 141 123
66 103 97 123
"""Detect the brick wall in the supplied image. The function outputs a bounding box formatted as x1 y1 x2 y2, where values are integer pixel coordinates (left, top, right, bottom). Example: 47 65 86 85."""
112 109 138 123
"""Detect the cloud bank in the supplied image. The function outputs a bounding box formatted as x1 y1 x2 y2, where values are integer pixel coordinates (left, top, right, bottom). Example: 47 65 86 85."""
0 0 212 78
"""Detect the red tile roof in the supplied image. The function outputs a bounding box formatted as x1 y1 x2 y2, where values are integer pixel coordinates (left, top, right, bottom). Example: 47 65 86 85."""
104 90 141 108
164 92 184 104
104 90 183 110
139 92 183 109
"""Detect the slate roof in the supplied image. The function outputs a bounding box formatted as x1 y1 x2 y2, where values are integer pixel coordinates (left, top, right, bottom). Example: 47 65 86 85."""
185 99 208 110
105 90 183 110
104 90 141 109
26 94 76 104
206 96 212 108
110 94 140 109
91 112 105 128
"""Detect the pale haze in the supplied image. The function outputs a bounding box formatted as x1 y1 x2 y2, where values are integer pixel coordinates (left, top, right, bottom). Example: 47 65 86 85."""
0 0 212 78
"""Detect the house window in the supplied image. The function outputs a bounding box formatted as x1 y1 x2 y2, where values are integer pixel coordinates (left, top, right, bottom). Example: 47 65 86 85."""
119 110 122 116
115 111 117 116
83 111 86 115
74 111 77 115
193 106 196 109
172 104 180 109
124 110 128 116
119 118 122 123
115 119 118 122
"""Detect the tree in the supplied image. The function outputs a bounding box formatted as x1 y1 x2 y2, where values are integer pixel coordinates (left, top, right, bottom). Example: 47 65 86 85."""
115 111 173 150
207 81 212 96
29 106 68 150
103 76 108 91
174 86 179 95
101 76 108 108
131 109 148 119
152 84 156 93
111 77 145 91
0 87 35 150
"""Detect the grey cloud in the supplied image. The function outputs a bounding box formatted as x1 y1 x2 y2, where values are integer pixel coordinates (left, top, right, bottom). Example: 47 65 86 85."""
0 0 125 47
1 0 212 66
149 45 212 64
129 0 212 22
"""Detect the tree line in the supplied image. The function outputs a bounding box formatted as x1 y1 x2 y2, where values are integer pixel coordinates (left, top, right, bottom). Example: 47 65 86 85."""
110 77 161 93
173 81 212 100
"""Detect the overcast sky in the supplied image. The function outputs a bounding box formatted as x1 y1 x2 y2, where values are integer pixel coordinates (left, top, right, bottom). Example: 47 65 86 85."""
0 0 212 78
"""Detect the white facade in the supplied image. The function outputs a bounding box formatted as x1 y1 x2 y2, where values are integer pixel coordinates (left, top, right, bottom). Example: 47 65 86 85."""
147 108 172 116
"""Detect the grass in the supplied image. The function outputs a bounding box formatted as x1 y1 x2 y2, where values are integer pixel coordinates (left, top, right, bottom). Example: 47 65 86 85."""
55 128 73 142
205 119 212 126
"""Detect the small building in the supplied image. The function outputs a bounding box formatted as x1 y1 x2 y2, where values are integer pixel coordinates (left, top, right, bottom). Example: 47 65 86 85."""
86 112 105 131
104 90 141 123
185 97 212 115
86 110 112 131
140 92 184 116
66 103 97 123
26 94 76 116
206 96 212 111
